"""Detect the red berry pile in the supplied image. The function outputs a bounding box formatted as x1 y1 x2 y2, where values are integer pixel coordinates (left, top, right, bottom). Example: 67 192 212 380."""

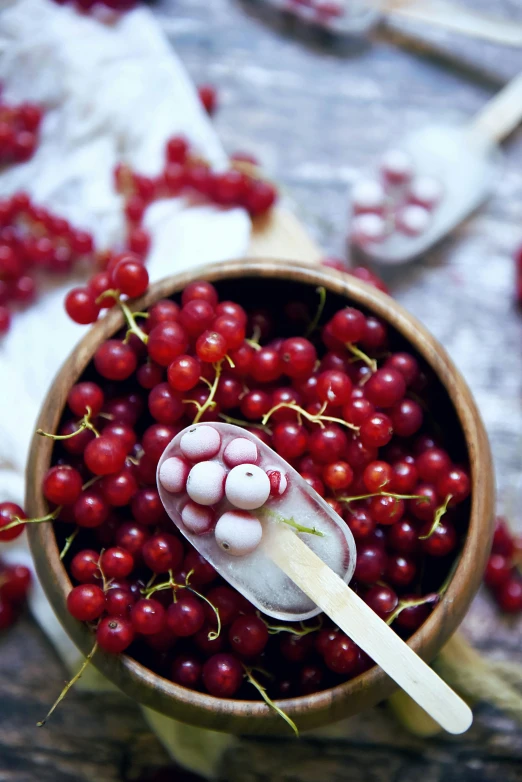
114 134 277 227
0 192 95 334
0 99 43 166
484 517 522 613
0 502 32 630
12 274 472 709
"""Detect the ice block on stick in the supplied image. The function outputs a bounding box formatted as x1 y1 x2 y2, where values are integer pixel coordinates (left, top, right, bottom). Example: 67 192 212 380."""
350 71 522 264
157 422 356 622
157 422 472 734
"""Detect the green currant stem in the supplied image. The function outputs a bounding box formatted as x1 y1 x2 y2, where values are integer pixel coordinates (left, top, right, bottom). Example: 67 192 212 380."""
338 492 429 504
218 413 272 434
245 339 261 351
1 506 61 533
304 286 326 338
37 642 98 727
264 508 324 537
37 406 100 440
346 343 377 373
386 555 459 626
385 596 437 626
224 354 235 368
418 495 453 540
261 401 359 433
190 360 223 424
97 289 148 345
59 528 79 561
142 571 221 640
243 666 298 737
265 617 323 637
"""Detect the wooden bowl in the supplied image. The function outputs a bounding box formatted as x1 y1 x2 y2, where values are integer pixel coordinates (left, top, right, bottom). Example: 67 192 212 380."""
26 258 495 735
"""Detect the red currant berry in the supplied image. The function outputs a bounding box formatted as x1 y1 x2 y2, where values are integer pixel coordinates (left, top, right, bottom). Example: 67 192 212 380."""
100 547 134 579
65 287 100 324
272 421 309 460
363 461 392 492
390 399 423 437
43 465 83 505
73 490 109 528
484 553 511 588
147 322 189 366
166 593 205 637
365 368 406 408
496 576 522 613
420 520 457 556
353 544 386 583
359 412 393 448
131 598 166 635
84 436 127 476
324 634 360 674
0 502 26 542
202 653 243 697
94 340 137 381
323 461 354 491
112 257 149 298
148 383 184 424
229 614 269 657
70 550 101 584
364 585 398 619
280 337 317 379
437 467 470 505
172 655 202 688
96 616 135 653
142 534 183 573
67 584 105 622
329 307 366 343
309 425 348 464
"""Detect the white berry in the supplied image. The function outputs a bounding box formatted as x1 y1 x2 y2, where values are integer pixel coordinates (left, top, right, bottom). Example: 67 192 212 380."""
352 179 386 214
186 461 226 506
351 213 387 247
223 437 259 467
180 425 221 462
215 510 263 556
396 204 431 237
380 149 414 186
409 176 443 210
158 456 190 494
225 464 271 510
181 501 215 535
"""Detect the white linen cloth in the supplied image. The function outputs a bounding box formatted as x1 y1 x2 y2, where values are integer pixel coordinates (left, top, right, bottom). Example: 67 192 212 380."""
0 0 251 775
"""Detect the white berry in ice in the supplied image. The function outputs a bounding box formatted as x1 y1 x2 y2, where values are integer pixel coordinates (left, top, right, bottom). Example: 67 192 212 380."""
215 510 263 556
158 456 190 494
225 464 271 510
380 149 414 186
409 175 443 210
180 425 221 462
352 178 386 214
396 204 431 237
351 213 387 247
181 501 216 535
186 461 226 506
223 437 259 467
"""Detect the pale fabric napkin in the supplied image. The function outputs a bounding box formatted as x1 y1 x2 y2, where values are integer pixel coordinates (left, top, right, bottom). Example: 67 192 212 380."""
0 0 251 775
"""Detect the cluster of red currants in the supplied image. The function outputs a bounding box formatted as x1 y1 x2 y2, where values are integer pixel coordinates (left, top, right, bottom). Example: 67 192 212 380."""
114 134 277 231
0 503 32 631
0 99 42 166
0 192 95 335
1 276 473 704
484 517 522 613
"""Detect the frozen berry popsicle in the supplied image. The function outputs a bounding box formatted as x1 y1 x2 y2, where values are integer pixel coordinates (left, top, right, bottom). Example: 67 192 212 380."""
157 422 356 622
349 72 522 264
158 422 472 734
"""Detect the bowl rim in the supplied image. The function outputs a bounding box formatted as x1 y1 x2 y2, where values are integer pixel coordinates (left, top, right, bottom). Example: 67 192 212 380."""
26 257 495 734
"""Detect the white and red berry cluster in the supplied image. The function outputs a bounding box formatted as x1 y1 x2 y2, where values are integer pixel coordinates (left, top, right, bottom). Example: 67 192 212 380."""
351 149 444 248
159 424 288 556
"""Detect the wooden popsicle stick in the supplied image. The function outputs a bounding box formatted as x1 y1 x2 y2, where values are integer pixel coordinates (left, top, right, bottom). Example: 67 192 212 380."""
385 0 522 47
470 71 522 144
266 524 473 735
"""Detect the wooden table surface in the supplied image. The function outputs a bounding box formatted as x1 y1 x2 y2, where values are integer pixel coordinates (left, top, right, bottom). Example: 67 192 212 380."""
3 1 522 780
